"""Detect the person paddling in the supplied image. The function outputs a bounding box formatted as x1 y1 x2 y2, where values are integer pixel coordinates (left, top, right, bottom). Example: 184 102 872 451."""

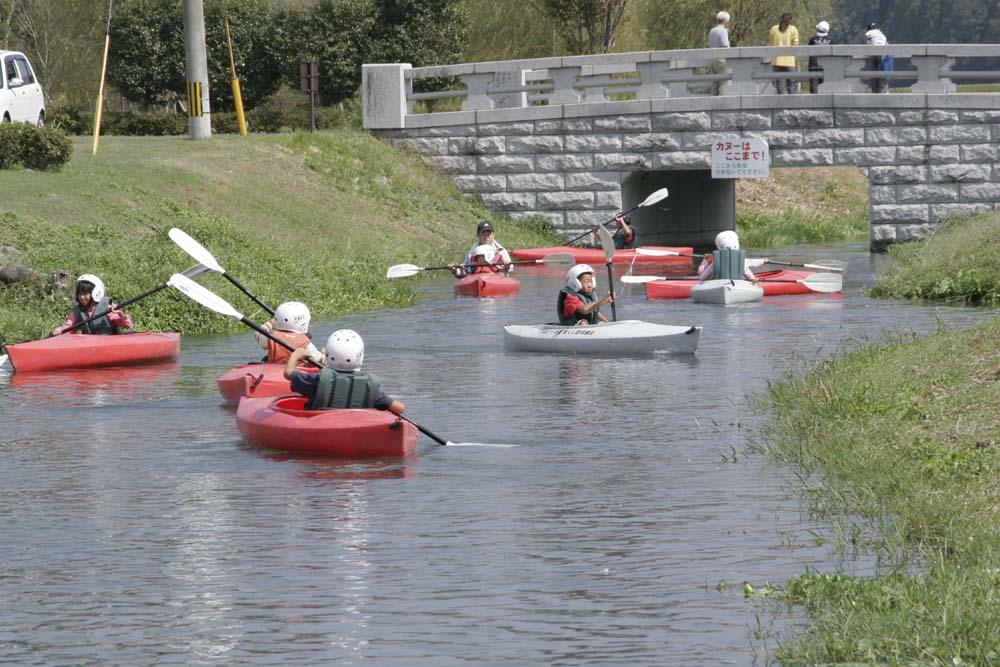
592 211 636 249
284 329 405 414
558 264 614 326
463 220 512 272
697 231 769 282
51 274 133 336
450 244 509 278
255 301 323 364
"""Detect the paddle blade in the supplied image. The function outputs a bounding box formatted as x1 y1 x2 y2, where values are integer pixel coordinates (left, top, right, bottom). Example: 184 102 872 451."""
803 260 847 273
598 225 615 264
620 275 665 284
537 252 575 265
801 272 843 293
168 228 225 274
168 273 244 320
446 442 520 448
638 187 669 208
386 264 422 279
180 263 212 280
635 247 681 257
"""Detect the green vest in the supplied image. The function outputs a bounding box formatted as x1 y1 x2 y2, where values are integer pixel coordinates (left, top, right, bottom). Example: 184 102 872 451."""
557 287 599 326
72 297 116 334
308 368 382 410
712 249 746 281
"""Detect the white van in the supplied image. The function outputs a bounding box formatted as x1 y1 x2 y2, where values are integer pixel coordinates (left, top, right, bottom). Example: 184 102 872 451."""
0 50 45 125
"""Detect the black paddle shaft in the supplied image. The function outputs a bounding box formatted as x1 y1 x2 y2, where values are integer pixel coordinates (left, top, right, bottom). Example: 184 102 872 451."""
224 273 275 316
605 262 617 322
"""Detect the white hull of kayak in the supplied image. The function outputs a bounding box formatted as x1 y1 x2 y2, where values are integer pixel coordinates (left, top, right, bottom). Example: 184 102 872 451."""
690 279 763 305
0 354 8 373
503 320 701 354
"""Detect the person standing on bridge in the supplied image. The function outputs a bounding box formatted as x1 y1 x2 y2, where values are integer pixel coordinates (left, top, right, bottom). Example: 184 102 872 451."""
708 11 731 95
863 22 889 93
807 21 832 94
768 13 799 94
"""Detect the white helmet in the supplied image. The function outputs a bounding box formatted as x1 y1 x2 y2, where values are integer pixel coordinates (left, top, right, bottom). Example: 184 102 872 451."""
472 244 496 262
566 264 596 291
816 20 830 34
715 230 740 250
76 274 106 301
273 301 311 333
717 11 730 22
325 329 364 371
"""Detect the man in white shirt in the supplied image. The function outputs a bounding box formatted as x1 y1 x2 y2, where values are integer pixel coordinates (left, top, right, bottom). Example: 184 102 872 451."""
708 11 731 95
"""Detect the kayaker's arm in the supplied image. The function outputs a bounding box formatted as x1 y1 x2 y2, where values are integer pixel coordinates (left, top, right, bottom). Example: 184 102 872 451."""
574 293 613 315
284 346 310 379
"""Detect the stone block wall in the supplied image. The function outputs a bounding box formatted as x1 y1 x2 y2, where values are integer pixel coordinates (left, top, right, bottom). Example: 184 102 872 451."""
372 96 1000 249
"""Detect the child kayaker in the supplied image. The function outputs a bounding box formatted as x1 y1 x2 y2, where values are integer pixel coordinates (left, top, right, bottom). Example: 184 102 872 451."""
284 329 405 414
697 231 769 282
592 211 636 249
449 244 509 278
51 274 133 336
462 220 512 273
255 301 323 364
558 264 613 326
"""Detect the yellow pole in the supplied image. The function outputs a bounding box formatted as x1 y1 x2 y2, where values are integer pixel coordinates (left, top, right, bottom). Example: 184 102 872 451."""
93 33 110 155
225 19 247 136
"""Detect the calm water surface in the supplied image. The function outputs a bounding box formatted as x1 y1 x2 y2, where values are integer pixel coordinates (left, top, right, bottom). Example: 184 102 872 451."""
0 243 991 665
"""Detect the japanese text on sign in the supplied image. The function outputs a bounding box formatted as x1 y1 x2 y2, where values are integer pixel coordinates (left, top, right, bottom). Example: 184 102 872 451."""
710 137 770 179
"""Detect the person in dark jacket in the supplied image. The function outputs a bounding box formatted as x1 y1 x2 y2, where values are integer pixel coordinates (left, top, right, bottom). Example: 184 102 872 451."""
807 21 832 94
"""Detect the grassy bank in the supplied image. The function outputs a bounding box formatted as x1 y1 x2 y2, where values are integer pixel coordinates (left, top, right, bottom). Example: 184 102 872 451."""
736 166 870 248
0 132 559 343
757 214 1000 663
869 213 1000 304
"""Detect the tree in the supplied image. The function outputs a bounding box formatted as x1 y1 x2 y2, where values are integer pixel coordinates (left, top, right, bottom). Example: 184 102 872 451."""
368 0 468 66
539 0 629 54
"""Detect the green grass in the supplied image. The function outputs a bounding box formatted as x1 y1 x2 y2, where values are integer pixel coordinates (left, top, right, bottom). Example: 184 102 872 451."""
756 319 1000 664
870 213 1000 305
737 210 868 249
0 133 561 343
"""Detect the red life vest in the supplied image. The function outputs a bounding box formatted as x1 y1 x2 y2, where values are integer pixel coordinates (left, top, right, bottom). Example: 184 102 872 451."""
471 254 505 274
266 330 312 363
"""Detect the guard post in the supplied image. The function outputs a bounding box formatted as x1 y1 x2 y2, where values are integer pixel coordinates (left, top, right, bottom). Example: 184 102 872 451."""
300 60 319 132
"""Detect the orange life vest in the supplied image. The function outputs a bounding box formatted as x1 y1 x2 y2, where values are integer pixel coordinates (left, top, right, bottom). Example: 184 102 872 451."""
266 330 312 363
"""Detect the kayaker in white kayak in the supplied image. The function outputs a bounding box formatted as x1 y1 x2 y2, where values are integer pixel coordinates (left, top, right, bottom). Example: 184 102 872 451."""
558 264 614 326
284 329 405 415
697 231 769 282
254 301 323 364
460 220 512 274
51 274 133 336
449 244 510 278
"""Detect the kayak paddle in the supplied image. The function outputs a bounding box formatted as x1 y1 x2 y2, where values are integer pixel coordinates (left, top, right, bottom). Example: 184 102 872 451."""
386 252 574 279
168 227 275 316
622 272 843 293
59 262 211 335
167 273 497 448
633 247 846 273
598 225 618 322
562 188 668 247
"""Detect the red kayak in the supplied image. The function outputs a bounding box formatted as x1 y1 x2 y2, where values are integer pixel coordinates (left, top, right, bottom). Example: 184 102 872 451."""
644 270 822 300
5 332 180 373
237 395 419 457
217 363 319 406
454 272 520 298
512 245 693 266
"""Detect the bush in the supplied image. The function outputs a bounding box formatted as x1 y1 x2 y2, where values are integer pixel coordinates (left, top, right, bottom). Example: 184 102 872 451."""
104 111 187 136
0 123 72 171
47 103 92 135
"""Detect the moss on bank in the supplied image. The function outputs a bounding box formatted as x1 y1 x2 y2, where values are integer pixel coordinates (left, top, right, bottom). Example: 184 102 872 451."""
758 211 1000 663
0 132 560 343
870 213 1000 304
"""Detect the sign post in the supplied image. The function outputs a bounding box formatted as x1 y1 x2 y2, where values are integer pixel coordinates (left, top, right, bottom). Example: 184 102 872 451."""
710 137 769 179
300 60 319 132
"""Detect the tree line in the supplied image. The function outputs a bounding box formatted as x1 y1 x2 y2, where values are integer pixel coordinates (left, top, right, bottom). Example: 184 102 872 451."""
2 0 999 113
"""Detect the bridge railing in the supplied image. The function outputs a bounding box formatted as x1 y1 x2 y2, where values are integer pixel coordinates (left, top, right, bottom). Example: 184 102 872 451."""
363 44 1000 128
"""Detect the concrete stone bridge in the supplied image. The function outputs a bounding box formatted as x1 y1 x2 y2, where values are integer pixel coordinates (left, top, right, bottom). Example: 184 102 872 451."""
362 44 1000 249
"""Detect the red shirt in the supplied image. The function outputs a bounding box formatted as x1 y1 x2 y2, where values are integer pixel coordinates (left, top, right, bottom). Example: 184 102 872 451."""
562 293 584 318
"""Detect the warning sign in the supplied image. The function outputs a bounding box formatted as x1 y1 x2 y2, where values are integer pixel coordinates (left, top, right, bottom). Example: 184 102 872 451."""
711 137 770 179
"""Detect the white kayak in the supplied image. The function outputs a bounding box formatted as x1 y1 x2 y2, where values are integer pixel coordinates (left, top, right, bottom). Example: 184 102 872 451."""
503 320 701 354
690 279 764 305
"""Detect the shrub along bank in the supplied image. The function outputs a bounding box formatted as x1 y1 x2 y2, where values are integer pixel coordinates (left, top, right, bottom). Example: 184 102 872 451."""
758 213 1000 664
0 131 560 344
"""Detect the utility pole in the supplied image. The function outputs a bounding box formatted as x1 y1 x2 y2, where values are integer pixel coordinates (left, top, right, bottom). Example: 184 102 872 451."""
183 0 211 139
